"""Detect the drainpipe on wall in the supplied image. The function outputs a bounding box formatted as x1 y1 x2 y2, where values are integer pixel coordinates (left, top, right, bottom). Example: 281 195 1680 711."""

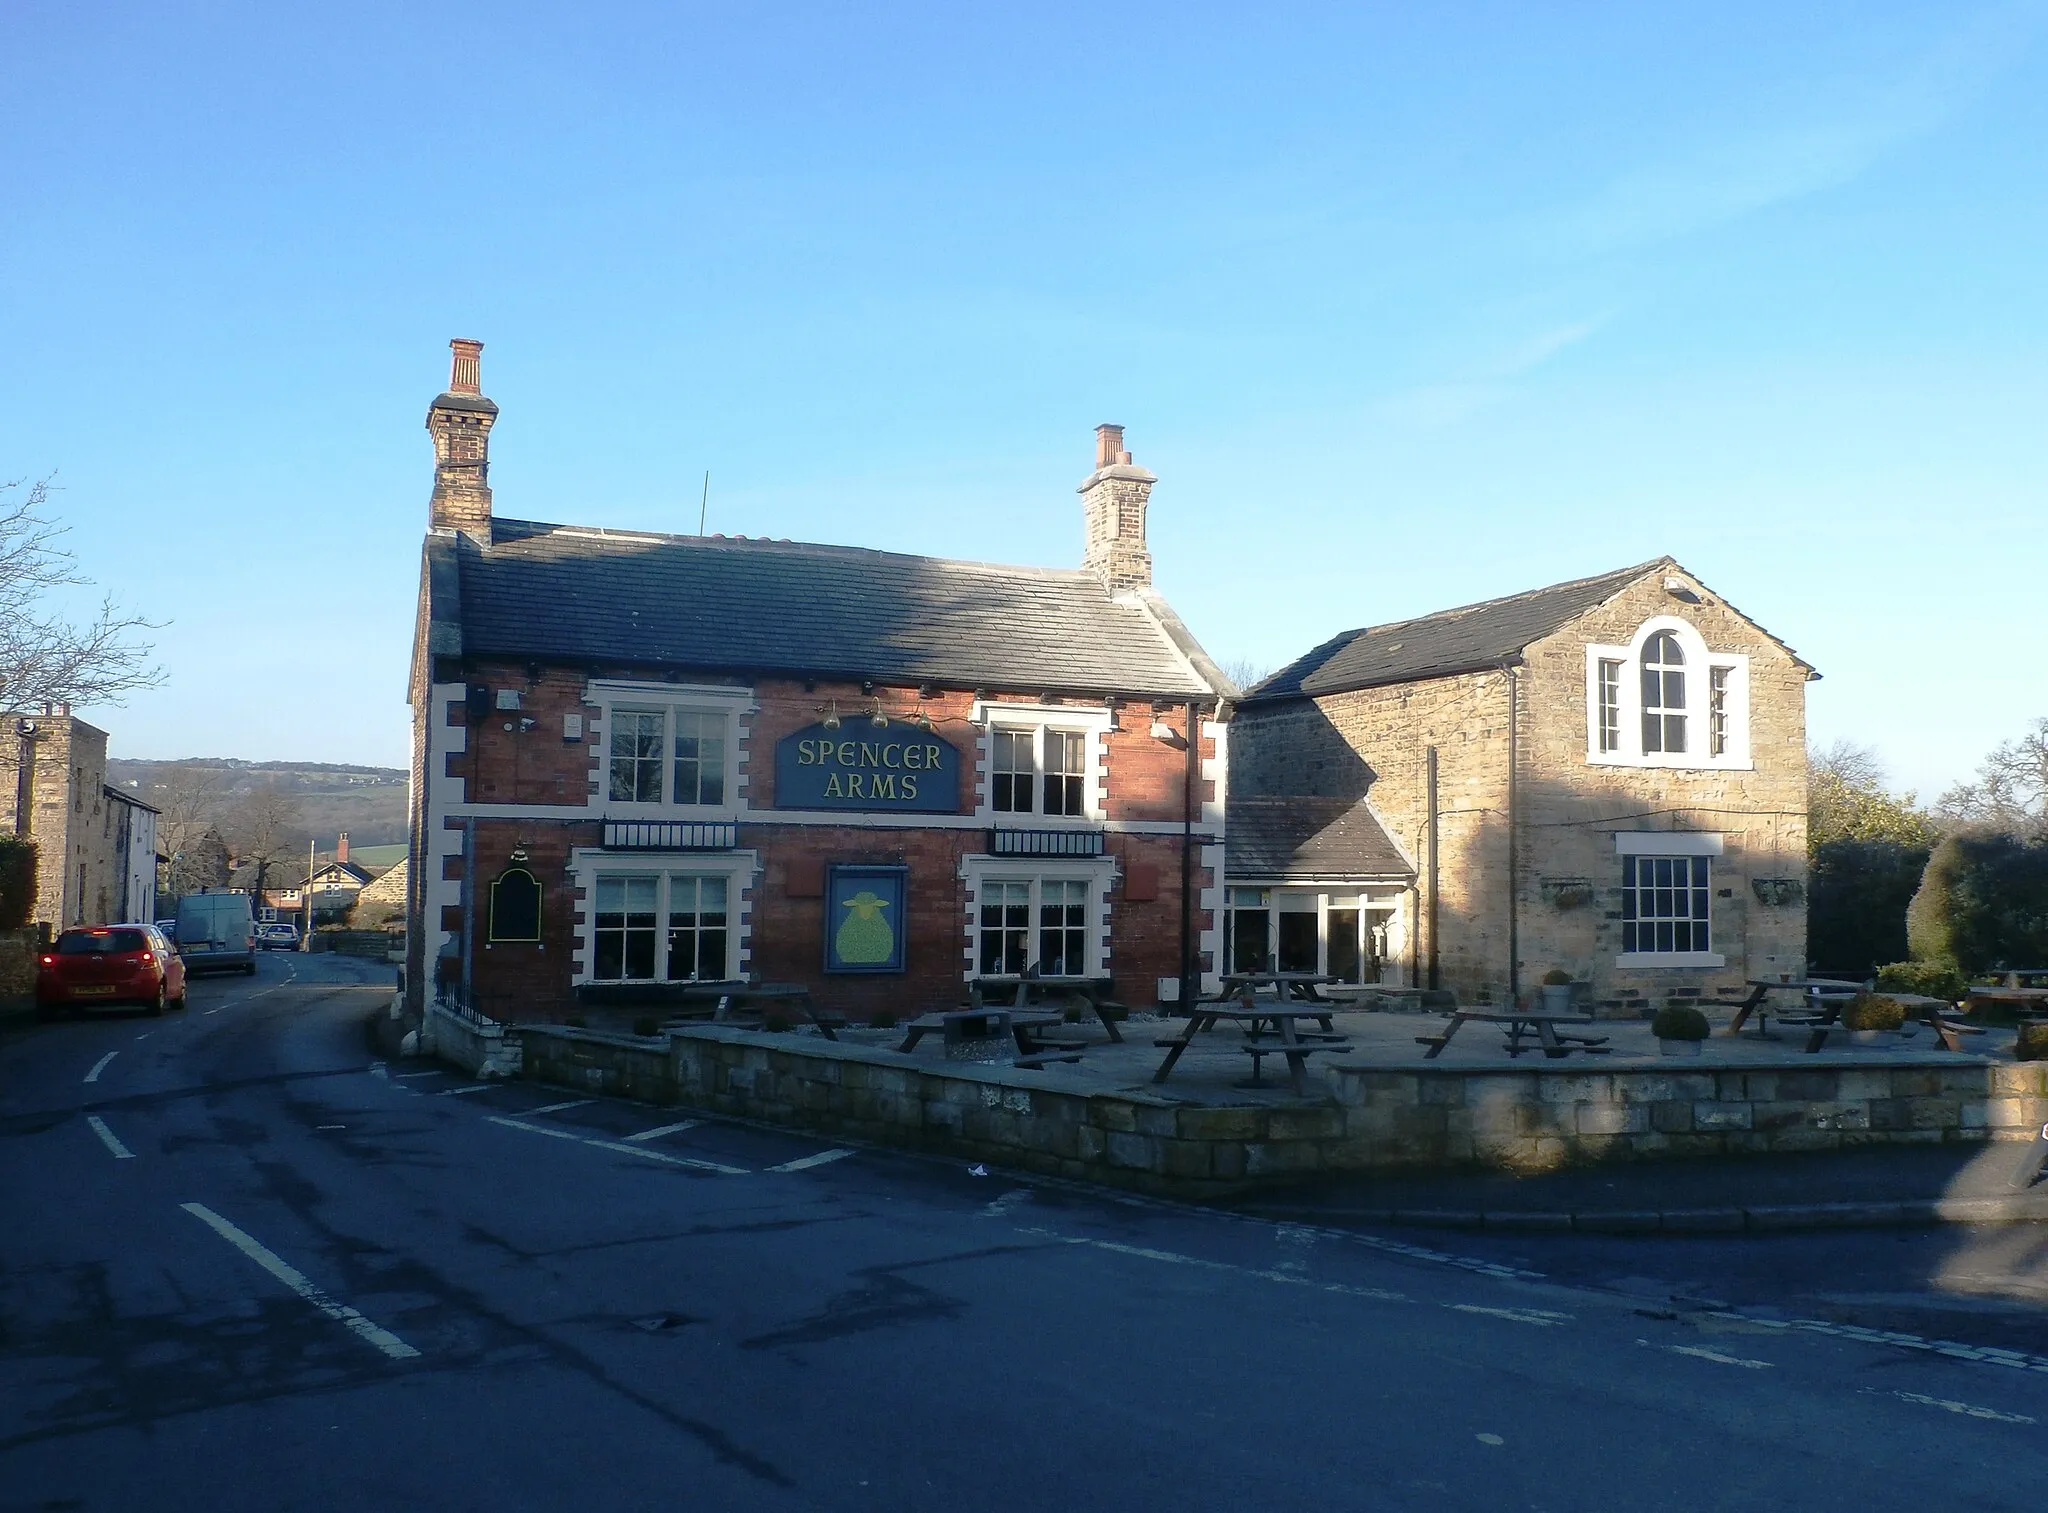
1503 661 1521 1006
461 816 476 1014
1178 700 1198 1009
1425 745 1440 991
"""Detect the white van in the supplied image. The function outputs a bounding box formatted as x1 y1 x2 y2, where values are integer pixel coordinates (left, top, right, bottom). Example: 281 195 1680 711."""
175 891 258 976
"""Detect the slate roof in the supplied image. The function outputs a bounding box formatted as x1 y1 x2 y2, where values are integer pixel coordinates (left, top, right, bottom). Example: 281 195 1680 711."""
1243 560 1671 705
432 519 1223 698
1226 797 1414 882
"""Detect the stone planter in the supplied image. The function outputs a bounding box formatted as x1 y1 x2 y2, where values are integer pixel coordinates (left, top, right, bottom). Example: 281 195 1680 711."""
1658 1037 1703 1057
1540 984 1575 1013
1847 1029 1900 1048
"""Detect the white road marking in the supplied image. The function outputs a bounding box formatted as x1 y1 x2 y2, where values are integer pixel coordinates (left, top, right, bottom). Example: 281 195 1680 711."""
982 1188 1031 1218
436 1084 493 1097
203 1008 222 1015
1019 1230 1408 1304
1668 1344 1772 1370
621 1119 700 1141
526 1099 596 1116
1449 1304 1570 1327
83 1052 117 1083
315 1125 346 1131
85 1115 135 1159
768 1148 854 1173
134 1032 152 1041
485 1116 748 1175
394 1071 446 1080
180 1202 420 1361
1476 1433 1505 1446
368 1063 389 1080
1889 1390 2034 1425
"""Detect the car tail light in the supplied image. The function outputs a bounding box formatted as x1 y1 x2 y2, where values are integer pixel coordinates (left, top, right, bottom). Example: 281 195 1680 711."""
139 952 155 965
39 955 54 967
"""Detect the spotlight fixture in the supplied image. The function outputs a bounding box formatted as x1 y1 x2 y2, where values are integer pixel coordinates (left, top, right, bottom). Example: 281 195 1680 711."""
868 697 890 728
910 708 935 732
1149 720 1187 749
819 700 842 730
1104 697 1122 733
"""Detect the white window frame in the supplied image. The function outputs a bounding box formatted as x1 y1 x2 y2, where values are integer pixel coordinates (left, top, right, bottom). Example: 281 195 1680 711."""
1584 619 1751 771
1613 831 1726 967
1222 887 1402 982
960 854 1114 981
972 702 1109 823
568 848 757 984
587 681 749 818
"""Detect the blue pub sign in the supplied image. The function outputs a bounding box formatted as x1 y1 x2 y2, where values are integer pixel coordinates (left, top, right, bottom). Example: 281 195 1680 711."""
774 723 962 813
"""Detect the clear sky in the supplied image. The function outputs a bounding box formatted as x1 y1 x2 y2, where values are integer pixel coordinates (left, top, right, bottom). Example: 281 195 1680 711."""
5 2 2042 801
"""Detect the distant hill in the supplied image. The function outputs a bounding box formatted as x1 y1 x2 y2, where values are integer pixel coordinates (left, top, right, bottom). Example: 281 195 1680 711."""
108 757 409 848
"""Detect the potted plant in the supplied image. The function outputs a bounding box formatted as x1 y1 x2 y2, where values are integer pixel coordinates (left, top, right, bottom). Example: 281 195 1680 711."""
1651 1004 1710 1057
1540 968 1577 1014
1840 992 1906 1047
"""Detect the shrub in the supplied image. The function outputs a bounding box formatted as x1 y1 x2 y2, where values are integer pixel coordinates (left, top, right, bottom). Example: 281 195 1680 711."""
1650 1005 1710 1041
632 1015 661 1038
1541 968 1574 986
868 1010 898 1031
0 837 35 931
2017 1024 2048 1062
1840 993 1906 1032
1875 959 1965 1003
1809 838 1929 978
1907 834 2048 975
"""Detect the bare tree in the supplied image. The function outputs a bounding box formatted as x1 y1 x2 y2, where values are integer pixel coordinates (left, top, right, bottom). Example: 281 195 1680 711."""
0 476 164 711
224 782 306 902
154 763 232 898
1807 739 1936 850
1939 717 2048 839
1217 657 1273 697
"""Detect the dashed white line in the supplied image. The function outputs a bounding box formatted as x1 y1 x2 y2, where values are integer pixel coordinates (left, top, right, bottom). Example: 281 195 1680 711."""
983 1189 1032 1218
436 1084 493 1097
1889 1390 2034 1425
1017 1229 1408 1304
485 1116 748 1175
622 1119 700 1142
1449 1304 1570 1327
202 1008 222 1016
768 1148 854 1173
1667 1344 1772 1370
83 1051 118 1084
85 1115 135 1159
526 1099 596 1116
134 1032 152 1041
393 1071 446 1080
180 1202 420 1361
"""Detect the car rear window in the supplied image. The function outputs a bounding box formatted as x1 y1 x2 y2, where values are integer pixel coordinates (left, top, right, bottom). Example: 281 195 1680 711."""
55 929 149 955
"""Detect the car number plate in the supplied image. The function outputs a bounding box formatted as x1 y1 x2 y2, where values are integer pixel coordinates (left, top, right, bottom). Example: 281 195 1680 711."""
72 985 116 996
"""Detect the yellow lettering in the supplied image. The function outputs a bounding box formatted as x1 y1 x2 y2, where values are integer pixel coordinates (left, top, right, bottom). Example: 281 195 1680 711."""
901 773 918 800
796 739 815 765
903 744 921 769
836 741 855 766
882 744 901 768
824 773 843 797
925 744 942 769
872 774 896 799
847 773 866 799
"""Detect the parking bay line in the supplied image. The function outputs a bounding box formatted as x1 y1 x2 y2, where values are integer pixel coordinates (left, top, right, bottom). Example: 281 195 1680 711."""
83 1051 118 1084
436 1084 494 1097
525 1099 595 1115
768 1148 854 1173
86 1115 136 1160
485 1116 748 1175
622 1119 700 1142
180 1202 420 1361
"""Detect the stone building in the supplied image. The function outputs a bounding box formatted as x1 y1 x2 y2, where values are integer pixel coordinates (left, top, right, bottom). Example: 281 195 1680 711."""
403 341 1229 1024
1229 561 1813 1014
0 710 159 929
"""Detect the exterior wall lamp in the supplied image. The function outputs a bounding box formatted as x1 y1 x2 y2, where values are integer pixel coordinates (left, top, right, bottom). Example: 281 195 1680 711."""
818 700 842 730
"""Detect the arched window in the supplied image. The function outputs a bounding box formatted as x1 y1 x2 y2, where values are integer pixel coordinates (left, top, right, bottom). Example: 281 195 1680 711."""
488 867 542 943
1640 630 1686 754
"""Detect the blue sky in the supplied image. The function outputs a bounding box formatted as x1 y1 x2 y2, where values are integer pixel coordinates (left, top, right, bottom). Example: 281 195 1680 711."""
5 2 2043 801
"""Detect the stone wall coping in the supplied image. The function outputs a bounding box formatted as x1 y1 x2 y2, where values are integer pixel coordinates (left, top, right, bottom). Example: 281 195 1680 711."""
1327 1054 2003 1076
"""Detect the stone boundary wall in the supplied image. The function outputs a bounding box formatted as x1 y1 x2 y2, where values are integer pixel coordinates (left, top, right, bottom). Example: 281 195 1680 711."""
498 1024 2048 1195
424 1001 524 1079
0 928 39 1001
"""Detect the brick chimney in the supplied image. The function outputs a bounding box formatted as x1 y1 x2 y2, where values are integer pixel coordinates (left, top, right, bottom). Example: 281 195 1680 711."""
336 831 349 865
427 339 498 538
1078 423 1156 590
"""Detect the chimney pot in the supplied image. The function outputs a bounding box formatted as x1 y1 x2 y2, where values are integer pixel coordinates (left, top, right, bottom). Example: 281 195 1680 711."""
1078 423 1155 590
337 832 349 864
448 339 483 396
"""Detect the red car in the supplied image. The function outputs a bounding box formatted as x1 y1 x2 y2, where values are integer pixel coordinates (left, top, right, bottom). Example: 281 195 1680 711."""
37 924 188 1018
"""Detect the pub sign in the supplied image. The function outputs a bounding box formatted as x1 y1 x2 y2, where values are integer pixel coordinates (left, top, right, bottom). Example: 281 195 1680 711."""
775 722 961 812
824 864 908 974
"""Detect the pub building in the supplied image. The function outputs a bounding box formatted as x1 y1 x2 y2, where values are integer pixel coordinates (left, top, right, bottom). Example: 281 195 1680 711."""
404 341 1231 1025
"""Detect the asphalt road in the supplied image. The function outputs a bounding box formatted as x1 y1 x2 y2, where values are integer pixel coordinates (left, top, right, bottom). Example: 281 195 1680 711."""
5 953 2047 1512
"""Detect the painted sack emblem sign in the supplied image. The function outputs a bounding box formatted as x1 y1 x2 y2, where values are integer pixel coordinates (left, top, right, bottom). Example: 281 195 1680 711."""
774 723 962 812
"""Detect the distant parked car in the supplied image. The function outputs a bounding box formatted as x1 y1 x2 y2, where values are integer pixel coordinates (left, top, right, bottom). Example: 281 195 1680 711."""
255 922 299 950
37 924 187 1018
154 918 179 943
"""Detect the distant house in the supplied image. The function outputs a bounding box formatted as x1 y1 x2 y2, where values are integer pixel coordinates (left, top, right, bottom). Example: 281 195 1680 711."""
266 833 377 921
0 709 160 927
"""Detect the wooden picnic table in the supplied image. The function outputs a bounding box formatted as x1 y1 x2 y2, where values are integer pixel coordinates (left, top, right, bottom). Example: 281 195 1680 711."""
972 973 1126 1043
1726 978 1862 1038
1416 1007 1609 1060
1733 981 1982 1053
1219 972 1348 1003
666 981 845 1040
894 1007 1071 1057
1152 994 1351 1096
1967 980 2048 1017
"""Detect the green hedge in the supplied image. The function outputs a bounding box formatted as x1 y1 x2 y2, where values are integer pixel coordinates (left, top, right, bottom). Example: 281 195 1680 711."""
1875 959 1966 1002
1906 834 2048 974
0 837 36 931
1809 839 1929 978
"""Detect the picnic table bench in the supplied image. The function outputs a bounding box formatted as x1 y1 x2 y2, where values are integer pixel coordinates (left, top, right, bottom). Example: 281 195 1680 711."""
1966 973 2048 1018
1416 1006 1609 1060
632 981 845 1039
894 1007 1081 1068
1733 979 1983 1052
972 972 1127 1043
1153 991 1351 1096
